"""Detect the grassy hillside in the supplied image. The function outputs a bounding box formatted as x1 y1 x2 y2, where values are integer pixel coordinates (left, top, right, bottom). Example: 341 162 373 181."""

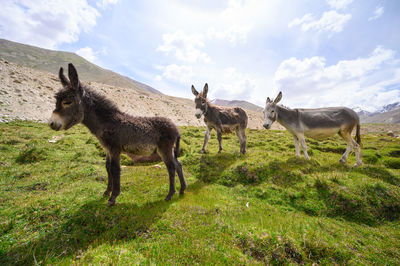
0 39 161 94
1 121 400 264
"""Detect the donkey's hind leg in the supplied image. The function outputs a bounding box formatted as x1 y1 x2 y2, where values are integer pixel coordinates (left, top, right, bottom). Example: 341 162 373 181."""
338 130 353 164
158 146 176 201
103 153 113 197
108 152 121 206
236 128 247 154
174 158 187 195
165 159 176 201
216 128 223 153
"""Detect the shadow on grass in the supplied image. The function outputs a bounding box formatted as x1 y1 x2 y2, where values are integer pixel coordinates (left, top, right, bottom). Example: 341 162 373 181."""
276 161 400 226
313 164 400 187
197 153 239 183
312 178 400 226
2 198 173 265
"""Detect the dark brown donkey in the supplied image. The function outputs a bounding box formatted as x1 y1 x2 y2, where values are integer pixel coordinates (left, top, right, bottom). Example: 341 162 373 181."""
191 83 248 154
49 63 186 206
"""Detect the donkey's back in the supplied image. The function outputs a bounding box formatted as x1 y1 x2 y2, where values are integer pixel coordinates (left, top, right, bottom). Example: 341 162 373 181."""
216 106 248 129
296 107 359 130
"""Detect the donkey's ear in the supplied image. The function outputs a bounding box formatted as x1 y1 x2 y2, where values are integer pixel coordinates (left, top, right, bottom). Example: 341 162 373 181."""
191 85 199 96
68 63 80 90
59 67 70 87
203 83 208 98
266 97 271 103
274 91 282 104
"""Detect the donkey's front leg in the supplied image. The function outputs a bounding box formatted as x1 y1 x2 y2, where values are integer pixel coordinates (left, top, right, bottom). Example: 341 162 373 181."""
293 136 300 157
298 134 310 160
200 127 211 153
108 153 121 206
216 128 223 153
103 153 113 197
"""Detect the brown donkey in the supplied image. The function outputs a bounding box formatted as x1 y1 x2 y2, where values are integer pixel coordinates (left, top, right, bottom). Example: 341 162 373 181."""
191 83 248 154
49 63 187 206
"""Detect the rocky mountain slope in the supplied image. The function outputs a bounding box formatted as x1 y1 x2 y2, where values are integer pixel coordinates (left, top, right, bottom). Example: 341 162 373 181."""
0 58 276 129
0 38 161 94
211 99 263 112
357 103 400 124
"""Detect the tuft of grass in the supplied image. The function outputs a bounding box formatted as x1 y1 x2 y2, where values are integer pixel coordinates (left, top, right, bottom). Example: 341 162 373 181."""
15 142 47 164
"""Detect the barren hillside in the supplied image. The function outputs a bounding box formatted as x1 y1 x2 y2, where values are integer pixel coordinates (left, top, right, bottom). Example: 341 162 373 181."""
0 59 277 129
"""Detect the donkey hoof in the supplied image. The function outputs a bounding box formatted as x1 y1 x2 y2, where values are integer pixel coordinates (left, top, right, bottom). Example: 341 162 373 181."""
339 159 346 164
165 194 174 201
200 149 205 154
218 150 222 154
107 199 116 207
179 189 185 195
103 191 111 197
353 162 363 167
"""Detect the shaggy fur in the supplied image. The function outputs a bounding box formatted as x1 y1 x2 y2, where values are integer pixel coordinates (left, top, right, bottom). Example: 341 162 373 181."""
49 63 186 206
191 84 248 154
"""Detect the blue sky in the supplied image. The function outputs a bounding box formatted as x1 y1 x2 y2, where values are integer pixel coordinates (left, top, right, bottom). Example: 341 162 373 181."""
1 0 399 111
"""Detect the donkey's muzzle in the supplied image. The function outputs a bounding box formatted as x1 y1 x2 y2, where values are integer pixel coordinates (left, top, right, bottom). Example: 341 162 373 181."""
49 121 62 131
195 108 203 119
263 124 271 129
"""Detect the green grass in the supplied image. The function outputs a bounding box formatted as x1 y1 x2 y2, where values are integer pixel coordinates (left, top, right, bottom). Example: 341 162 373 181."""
1 121 400 265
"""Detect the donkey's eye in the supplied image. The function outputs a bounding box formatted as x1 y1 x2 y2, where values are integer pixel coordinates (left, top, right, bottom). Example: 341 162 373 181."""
62 101 72 106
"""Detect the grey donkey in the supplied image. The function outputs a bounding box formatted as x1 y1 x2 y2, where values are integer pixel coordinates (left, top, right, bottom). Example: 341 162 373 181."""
49 63 187 206
263 92 362 167
191 83 248 154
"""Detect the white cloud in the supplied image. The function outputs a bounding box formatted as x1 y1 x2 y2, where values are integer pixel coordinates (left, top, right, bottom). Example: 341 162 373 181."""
76 47 97 63
96 0 119 9
274 46 399 111
207 25 252 45
156 30 211 63
0 0 99 49
326 0 354 10
157 64 193 84
369 6 384 21
211 67 257 101
289 10 351 33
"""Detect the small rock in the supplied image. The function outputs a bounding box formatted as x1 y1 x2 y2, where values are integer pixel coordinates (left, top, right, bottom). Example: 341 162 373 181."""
48 135 65 143
388 131 394 137
154 164 162 169
95 176 106 182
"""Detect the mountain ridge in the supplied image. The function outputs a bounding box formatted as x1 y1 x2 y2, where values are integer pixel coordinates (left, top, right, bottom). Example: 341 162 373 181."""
211 99 263 112
356 102 400 124
0 38 161 95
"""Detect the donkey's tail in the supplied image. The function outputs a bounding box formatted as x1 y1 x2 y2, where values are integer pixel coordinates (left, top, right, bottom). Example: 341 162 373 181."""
174 135 181 158
355 123 361 146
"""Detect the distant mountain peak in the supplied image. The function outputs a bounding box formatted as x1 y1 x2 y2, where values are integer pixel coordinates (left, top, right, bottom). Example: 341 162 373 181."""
379 102 400 113
210 98 263 112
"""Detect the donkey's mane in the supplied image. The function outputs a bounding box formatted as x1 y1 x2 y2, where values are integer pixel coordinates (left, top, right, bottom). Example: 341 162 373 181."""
277 104 292 110
81 85 121 116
